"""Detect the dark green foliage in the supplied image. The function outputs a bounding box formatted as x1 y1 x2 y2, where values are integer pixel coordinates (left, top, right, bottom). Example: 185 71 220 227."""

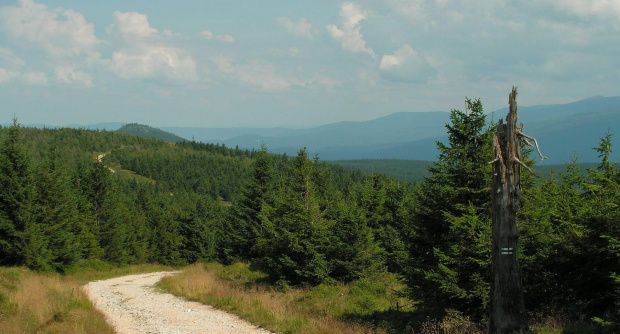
407 99 494 316
33 150 100 271
331 159 433 183
324 199 383 282
220 146 275 262
2 114 619 330
520 132 620 322
256 149 331 285
0 122 255 271
0 120 37 267
356 173 413 274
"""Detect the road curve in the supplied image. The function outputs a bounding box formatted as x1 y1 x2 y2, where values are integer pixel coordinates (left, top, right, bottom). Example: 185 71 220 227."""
83 272 273 334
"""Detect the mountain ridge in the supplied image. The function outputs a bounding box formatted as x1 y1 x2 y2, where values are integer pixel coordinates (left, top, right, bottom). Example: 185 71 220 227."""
7 95 620 163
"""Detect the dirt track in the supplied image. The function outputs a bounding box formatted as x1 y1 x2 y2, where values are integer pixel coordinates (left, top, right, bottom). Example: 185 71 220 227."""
83 272 273 334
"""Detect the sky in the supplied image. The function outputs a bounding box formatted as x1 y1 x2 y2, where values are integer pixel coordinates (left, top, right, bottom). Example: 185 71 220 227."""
1 0 619 128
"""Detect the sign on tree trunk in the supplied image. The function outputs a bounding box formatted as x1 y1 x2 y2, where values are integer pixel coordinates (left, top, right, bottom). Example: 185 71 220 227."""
490 87 545 333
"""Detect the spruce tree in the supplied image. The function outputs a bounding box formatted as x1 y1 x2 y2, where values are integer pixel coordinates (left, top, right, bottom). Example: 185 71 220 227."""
220 146 275 262
257 148 330 285
33 147 93 271
0 119 40 267
407 99 494 316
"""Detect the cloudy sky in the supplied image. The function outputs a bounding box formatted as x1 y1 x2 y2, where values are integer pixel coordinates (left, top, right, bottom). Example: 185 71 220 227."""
1 0 618 128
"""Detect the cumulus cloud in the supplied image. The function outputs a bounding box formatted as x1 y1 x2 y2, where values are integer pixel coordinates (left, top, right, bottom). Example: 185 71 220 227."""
109 11 157 42
214 59 290 92
211 57 337 92
200 30 235 43
549 0 620 22
326 3 375 57
110 48 198 83
0 48 26 67
386 0 426 20
0 48 48 85
277 17 314 39
55 66 92 87
0 0 97 58
21 71 48 85
108 11 199 83
0 67 48 86
379 44 436 83
236 62 291 91
0 68 19 83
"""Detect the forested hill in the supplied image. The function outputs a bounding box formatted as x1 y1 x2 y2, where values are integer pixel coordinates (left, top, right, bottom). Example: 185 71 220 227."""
1 115 619 332
116 123 187 143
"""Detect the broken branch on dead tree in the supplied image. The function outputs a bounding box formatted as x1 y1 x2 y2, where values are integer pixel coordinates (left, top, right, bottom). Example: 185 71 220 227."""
514 156 536 175
517 130 547 163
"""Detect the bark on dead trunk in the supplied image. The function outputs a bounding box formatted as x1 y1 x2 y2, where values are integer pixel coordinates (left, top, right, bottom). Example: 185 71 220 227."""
489 87 530 334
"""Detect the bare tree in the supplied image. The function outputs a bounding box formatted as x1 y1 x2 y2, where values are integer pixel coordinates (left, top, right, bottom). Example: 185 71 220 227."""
489 87 545 333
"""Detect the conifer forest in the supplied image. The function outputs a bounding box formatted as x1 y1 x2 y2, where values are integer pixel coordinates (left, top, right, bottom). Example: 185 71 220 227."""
1 97 618 332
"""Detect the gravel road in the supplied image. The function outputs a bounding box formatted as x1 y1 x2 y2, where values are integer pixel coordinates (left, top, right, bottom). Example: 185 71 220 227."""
83 272 273 334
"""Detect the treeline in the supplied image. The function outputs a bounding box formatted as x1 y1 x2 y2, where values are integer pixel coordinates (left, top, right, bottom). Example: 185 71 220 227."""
1 101 619 330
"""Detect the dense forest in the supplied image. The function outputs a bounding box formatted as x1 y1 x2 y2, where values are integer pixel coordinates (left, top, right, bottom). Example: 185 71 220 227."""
1 97 618 331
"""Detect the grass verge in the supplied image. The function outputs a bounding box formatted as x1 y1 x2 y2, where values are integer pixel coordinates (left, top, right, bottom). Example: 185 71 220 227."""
0 262 172 334
157 262 414 334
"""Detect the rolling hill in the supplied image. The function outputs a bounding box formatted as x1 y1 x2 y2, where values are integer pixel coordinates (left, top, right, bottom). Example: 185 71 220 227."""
116 123 186 143
160 96 620 164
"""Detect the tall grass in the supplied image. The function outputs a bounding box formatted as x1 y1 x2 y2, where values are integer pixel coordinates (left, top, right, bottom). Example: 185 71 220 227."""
157 262 413 334
0 263 171 334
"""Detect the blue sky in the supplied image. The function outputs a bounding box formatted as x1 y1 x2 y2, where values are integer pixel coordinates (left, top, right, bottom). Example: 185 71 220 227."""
1 0 619 128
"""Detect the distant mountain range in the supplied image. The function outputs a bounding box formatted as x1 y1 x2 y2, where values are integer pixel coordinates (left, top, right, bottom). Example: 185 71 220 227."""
160 96 620 164
5 96 619 164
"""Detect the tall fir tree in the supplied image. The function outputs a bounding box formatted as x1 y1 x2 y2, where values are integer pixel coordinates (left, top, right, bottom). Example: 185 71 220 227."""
256 148 330 285
220 146 275 262
0 119 40 268
407 99 495 316
33 146 99 271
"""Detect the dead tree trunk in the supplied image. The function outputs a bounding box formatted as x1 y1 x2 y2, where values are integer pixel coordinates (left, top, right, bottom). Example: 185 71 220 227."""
489 87 530 333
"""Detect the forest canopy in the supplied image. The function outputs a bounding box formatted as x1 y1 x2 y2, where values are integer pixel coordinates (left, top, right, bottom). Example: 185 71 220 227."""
0 107 618 330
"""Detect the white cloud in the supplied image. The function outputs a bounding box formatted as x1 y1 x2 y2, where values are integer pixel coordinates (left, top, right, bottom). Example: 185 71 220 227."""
0 68 19 83
359 70 378 87
0 68 48 86
211 57 337 92
326 3 375 57
0 0 97 58
0 48 25 67
549 0 620 22
110 47 198 83
201 30 235 43
379 44 435 83
235 61 291 92
386 0 426 20
55 66 92 87
21 71 48 85
276 17 314 39
110 11 157 42
108 11 199 83
211 57 236 74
